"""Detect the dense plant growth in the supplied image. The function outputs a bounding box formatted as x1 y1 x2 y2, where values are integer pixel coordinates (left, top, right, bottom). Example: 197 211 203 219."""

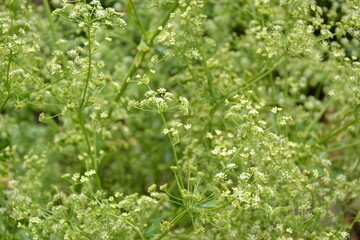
1 0 360 239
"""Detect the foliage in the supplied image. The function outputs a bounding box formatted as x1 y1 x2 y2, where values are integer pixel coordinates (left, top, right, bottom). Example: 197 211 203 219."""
1 0 360 239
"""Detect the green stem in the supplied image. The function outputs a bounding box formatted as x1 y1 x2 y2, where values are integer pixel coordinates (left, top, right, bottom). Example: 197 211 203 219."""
199 45 215 100
108 0 179 117
20 79 62 96
349 211 360 231
199 102 220 147
269 71 275 104
89 188 145 240
160 112 184 191
11 56 65 103
156 210 187 240
106 212 146 240
0 94 11 113
197 199 234 213
128 0 148 44
327 140 360 153
145 180 178 222
319 118 358 144
1 51 12 112
5 50 12 90
78 110 102 189
10 57 44 86
80 24 92 110
42 0 70 78
305 99 334 134
227 52 287 98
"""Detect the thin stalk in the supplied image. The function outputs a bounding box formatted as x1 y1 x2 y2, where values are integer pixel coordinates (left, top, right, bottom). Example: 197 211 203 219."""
305 99 333 134
106 212 146 240
42 0 70 78
108 0 179 117
11 57 65 103
319 118 358 144
1 51 12 112
269 71 275 104
128 0 148 44
199 102 220 145
0 95 11 113
10 57 44 86
20 79 62 96
145 180 178 223
79 111 93 168
160 112 184 191
327 140 360 153
156 210 187 240
227 52 287 99
78 110 102 189
5 50 12 90
80 24 92 110
196 199 234 213
199 45 215 100
348 211 360 231
88 188 145 240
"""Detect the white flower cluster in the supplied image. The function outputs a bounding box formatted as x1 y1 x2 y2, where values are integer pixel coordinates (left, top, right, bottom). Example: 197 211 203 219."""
53 0 126 28
128 88 190 115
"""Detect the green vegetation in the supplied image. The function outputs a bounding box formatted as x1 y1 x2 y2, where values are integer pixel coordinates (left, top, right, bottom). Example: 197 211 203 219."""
1 0 360 239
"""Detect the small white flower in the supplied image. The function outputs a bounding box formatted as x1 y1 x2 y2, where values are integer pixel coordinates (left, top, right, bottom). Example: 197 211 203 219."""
271 107 282 113
215 172 227 181
279 120 287 125
239 172 251 180
249 109 259 115
226 163 237 169
80 176 89 183
85 169 96 176
184 124 192 130
100 112 108 118
206 132 213 139
157 88 167 93
255 126 264 132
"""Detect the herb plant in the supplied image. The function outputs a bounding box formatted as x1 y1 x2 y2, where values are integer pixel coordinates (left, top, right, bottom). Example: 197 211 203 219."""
1 0 360 239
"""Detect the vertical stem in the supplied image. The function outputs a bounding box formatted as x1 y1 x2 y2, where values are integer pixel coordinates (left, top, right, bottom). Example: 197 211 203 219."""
5 50 12 90
0 95 11 113
80 24 92 110
1 51 12 112
108 0 179 117
199 45 215 100
128 0 148 43
79 110 102 189
42 0 70 78
269 71 275 104
305 99 333 134
160 112 184 191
